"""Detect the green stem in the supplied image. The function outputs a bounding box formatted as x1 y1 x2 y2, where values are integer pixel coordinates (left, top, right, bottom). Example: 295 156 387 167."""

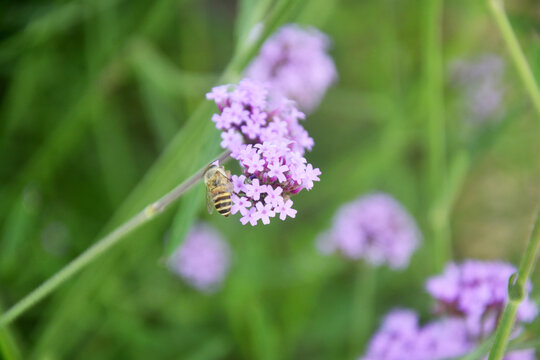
349 264 376 357
487 0 540 117
488 210 540 360
0 151 230 328
424 0 449 272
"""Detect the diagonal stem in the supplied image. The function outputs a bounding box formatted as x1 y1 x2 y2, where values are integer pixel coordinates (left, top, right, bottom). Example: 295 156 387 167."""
0 151 230 328
480 1 540 358
487 0 540 116
487 209 540 360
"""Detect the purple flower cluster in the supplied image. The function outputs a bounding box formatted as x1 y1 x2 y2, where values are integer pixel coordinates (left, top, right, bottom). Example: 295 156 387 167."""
360 309 536 360
317 193 421 269
360 260 538 359
360 309 471 360
426 260 538 338
207 79 321 226
245 24 337 113
449 54 505 124
168 223 231 293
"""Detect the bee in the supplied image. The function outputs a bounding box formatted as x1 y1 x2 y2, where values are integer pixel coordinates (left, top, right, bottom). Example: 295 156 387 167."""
204 163 233 217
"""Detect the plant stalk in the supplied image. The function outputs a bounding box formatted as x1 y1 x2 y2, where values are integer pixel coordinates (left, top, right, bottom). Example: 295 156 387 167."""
0 151 230 328
488 209 540 360
424 0 449 272
487 0 540 117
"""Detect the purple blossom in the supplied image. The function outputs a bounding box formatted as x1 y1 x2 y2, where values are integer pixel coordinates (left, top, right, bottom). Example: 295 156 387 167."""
207 79 321 226
274 198 297 220
168 223 230 293
230 194 251 216
256 201 275 225
317 193 421 269
240 207 259 226
245 24 337 113
502 349 537 360
245 178 265 201
360 309 537 360
264 186 283 207
359 309 471 360
426 260 538 338
267 161 289 182
449 54 505 124
231 174 247 193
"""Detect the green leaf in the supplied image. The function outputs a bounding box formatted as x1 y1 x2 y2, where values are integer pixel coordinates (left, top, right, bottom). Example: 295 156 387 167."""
234 0 273 53
165 186 202 257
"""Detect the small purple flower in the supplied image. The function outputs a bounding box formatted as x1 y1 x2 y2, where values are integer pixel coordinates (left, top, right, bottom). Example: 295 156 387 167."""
231 174 247 193
256 201 275 225
240 207 259 226
267 161 289 182
230 194 251 216
264 186 284 207
317 193 421 269
207 79 321 226
168 223 231 293
274 198 297 220
449 54 505 124
245 178 265 201
245 24 338 113
426 260 538 338
359 309 471 360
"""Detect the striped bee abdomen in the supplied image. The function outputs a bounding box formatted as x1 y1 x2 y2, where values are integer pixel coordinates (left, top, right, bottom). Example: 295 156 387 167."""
212 192 232 217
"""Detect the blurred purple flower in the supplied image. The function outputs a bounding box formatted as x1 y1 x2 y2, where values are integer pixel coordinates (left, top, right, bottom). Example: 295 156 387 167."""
359 309 471 360
168 223 231 293
245 24 337 113
207 79 321 226
449 54 505 124
360 309 536 360
426 260 538 338
502 350 537 360
317 193 421 269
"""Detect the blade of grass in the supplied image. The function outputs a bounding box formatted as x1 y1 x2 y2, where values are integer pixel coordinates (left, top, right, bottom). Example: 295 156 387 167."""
0 187 41 275
0 303 21 360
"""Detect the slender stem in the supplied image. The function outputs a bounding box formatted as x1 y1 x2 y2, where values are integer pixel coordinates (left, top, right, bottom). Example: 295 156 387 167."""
424 0 449 272
349 264 376 357
0 151 230 328
488 209 540 360
487 0 540 117
485 3 540 358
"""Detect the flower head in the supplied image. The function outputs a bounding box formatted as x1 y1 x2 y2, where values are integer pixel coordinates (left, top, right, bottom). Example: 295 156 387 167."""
360 309 535 360
207 79 321 226
360 309 471 360
317 193 421 269
168 223 231 293
245 24 337 113
426 260 538 337
449 54 505 124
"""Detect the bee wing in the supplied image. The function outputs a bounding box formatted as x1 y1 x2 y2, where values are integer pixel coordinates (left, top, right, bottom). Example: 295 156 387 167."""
218 171 234 193
206 186 214 214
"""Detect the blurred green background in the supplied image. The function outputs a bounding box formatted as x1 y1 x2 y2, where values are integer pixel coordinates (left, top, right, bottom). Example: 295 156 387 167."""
1 0 540 359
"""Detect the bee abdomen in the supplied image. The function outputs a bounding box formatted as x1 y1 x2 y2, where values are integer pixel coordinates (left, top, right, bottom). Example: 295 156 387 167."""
213 192 232 217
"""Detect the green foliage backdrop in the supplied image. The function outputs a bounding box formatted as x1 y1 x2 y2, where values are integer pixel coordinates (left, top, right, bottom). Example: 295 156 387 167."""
1 0 540 359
